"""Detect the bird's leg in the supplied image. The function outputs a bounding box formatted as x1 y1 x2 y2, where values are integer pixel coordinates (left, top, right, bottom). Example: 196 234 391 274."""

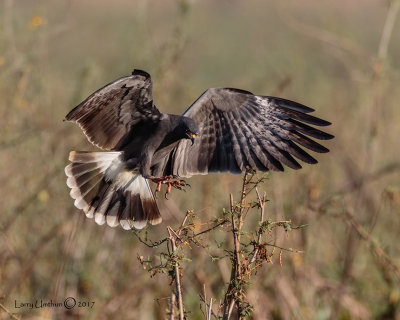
150 176 190 198
163 179 190 199
151 176 174 195
139 152 190 196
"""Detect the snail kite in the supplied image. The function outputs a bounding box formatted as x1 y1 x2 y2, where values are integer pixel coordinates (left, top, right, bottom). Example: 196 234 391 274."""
65 69 333 230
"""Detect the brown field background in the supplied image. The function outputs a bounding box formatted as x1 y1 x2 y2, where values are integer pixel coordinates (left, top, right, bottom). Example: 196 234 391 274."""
1 0 400 319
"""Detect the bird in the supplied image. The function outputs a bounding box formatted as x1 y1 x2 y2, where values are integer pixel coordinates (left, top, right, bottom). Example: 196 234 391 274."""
65 69 333 230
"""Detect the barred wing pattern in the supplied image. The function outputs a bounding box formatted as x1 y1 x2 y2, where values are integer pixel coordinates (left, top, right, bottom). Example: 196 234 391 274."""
170 88 333 178
65 69 162 150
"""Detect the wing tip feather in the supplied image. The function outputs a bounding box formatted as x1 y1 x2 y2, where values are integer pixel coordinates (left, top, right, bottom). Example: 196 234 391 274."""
131 69 151 79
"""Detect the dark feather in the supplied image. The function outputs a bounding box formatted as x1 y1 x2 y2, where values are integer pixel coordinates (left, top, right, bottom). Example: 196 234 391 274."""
165 88 333 177
65 71 162 150
267 96 315 113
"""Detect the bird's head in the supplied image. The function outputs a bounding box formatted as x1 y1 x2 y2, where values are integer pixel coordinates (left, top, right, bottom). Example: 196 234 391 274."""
181 117 199 146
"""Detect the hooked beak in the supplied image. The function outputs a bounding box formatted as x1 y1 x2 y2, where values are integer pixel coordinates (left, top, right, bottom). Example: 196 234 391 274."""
190 134 196 146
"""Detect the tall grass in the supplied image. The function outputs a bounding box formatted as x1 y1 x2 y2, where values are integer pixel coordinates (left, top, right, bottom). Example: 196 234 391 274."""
1 0 400 319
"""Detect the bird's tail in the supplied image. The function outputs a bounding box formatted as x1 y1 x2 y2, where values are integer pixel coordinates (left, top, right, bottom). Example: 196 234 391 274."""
65 151 161 230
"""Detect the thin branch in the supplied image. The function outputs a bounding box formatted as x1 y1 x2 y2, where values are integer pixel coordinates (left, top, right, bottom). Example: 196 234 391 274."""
200 294 219 319
249 188 266 265
231 193 241 278
203 284 207 319
223 171 251 319
131 231 168 248
193 219 228 238
177 210 191 235
265 243 304 254
0 302 21 320
222 194 238 320
169 292 176 320
168 227 185 320
227 299 235 320
207 298 213 320
378 0 400 61
345 210 400 279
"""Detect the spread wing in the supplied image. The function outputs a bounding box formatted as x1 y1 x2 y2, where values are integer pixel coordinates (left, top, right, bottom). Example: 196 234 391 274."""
163 88 333 178
65 69 162 150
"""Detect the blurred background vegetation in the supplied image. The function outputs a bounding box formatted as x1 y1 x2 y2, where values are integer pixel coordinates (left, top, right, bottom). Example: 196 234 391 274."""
1 0 400 319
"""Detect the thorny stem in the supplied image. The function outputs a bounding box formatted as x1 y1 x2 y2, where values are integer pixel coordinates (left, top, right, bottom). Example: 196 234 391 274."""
231 193 241 279
132 231 168 248
169 293 176 320
249 188 266 265
193 219 228 238
137 169 296 319
133 213 227 249
168 226 185 320
223 170 251 319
